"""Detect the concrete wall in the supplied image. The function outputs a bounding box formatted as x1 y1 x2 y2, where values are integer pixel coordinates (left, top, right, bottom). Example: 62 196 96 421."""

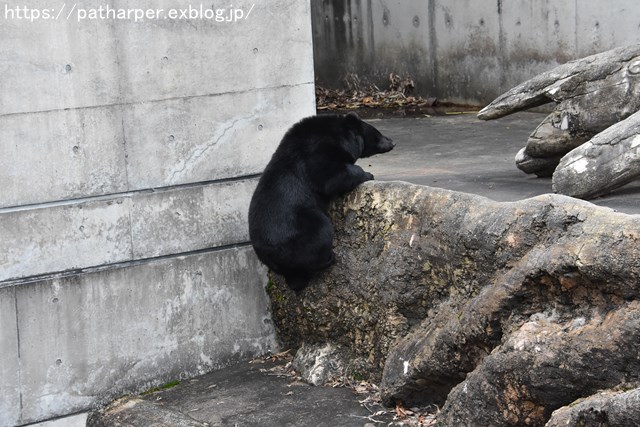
312 0 640 105
0 1 315 425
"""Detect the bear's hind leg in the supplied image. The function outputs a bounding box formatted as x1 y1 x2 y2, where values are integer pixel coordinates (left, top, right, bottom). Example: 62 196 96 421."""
284 251 334 291
291 209 336 272
279 209 336 290
284 271 314 291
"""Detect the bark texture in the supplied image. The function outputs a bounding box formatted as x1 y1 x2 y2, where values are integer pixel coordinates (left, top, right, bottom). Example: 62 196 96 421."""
478 44 640 195
553 110 640 199
268 181 640 426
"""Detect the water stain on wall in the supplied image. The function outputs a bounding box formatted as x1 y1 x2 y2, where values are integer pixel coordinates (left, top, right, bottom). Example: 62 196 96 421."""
311 0 640 105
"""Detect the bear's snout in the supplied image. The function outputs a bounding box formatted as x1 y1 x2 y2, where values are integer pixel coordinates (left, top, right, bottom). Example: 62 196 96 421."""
380 136 395 153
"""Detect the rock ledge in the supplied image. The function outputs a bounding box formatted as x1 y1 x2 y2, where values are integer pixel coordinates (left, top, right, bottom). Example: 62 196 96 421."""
268 181 640 426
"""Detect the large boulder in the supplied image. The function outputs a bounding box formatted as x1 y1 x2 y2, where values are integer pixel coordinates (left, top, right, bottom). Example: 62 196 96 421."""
267 181 640 426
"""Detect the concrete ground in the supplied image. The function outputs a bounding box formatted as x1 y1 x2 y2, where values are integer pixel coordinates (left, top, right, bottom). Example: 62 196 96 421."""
86 111 640 427
87 357 402 427
367 111 640 215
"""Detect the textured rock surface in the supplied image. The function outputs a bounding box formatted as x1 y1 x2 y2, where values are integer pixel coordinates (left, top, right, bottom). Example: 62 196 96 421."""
545 388 640 427
292 343 351 386
268 181 640 426
478 44 640 147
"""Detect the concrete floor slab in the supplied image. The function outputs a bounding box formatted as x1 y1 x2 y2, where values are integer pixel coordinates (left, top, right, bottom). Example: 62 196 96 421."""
88 358 398 427
363 112 640 215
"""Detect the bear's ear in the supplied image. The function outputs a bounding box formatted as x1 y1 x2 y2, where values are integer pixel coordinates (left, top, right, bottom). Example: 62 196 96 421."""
345 111 361 121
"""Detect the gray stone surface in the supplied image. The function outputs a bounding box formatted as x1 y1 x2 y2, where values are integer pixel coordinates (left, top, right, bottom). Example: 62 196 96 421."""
29 413 88 427
129 179 256 259
124 85 314 190
0 197 133 282
87 358 395 427
292 343 350 386
0 287 20 425
0 84 314 208
553 109 640 199
0 106 128 208
10 246 276 425
89 398 210 427
546 388 640 427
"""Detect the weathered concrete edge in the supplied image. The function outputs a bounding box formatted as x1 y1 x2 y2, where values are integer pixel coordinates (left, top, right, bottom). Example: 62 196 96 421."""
0 177 258 282
2 245 276 426
24 412 88 427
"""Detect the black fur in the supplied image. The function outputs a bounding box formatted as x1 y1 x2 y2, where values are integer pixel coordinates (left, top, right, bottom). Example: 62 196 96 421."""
248 113 395 291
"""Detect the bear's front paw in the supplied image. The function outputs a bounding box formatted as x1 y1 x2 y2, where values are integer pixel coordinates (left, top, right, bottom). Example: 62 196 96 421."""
364 172 374 181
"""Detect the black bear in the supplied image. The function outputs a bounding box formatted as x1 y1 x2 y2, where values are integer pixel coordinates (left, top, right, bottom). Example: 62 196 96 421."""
248 112 395 291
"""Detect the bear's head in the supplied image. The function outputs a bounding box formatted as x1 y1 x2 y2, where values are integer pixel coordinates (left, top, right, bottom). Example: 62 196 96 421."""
345 112 395 158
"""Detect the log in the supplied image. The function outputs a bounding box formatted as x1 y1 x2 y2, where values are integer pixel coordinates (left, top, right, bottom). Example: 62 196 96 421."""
478 44 640 127
514 147 562 177
478 44 640 196
268 181 640 426
552 109 640 198
522 110 591 158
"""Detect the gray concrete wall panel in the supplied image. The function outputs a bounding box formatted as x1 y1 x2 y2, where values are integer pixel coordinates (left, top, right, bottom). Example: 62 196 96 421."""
0 178 259 281
312 0 640 105
0 287 20 425
12 246 276 425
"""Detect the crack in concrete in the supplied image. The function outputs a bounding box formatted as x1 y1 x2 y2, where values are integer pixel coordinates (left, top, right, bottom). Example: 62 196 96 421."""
167 114 254 184
13 287 24 422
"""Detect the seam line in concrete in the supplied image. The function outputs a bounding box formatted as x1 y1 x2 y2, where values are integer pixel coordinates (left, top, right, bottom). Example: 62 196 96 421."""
13 287 24 421
0 242 255 290
121 115 136 261
0 82 315 119
0 173 262 213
